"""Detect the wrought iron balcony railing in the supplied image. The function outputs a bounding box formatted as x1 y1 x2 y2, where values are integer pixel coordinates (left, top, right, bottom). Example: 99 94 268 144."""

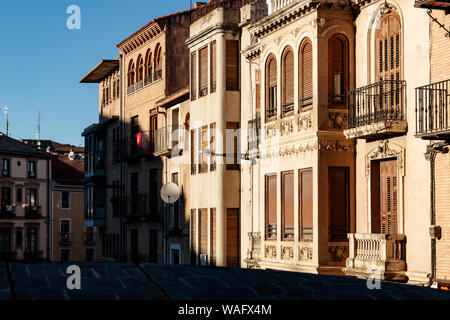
0 206 15 218
154 69 162 81
415 78 450 139
282 102 294 115
154 126 184 157
348 80 407 129
84 231 97 244
121 131 155 160
266 108 277 120
127 83 135 95
59 232 72 245
25 205 42 219
135 80 143 90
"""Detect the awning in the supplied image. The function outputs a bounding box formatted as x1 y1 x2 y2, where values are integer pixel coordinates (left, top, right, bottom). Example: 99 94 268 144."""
80 60 119 83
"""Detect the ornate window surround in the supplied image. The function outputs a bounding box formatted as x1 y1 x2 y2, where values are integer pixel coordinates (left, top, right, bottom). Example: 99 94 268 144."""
365 139 405 234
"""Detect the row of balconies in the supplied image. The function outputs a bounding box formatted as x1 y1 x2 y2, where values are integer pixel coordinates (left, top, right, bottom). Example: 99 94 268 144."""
0 250 44 261
127 69 162 95
0 205 43 219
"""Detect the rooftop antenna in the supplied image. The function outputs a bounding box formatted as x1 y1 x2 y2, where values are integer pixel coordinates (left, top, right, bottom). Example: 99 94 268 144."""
3 107 8 136
36 111 41 149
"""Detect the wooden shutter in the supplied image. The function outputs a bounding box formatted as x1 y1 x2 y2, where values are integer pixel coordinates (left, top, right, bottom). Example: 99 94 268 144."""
210 41 216 93
265 174 277 240
190 129 196 174
226 208 239 267
210 208 216 266
199 46 208 96
328 167 350 241
380 160 398 235
266 55 277 113
226 122 239 170
301 40 313 106
191 209 197 260
199 209 208 256
282 171 294 240
200 126 208 173
210 123 216 171
283 49 294 106
376 13 401 82
299 169 313 241
255 69 261 112
328 37 345 101
226 40 239 91
191 52 197 100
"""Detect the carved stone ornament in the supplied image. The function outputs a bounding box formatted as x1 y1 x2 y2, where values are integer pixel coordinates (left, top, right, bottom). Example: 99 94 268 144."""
281 245 294 260
365 140 405 178
298 246 313 261
265 245 277 259
297 114 312 132
328 111 348 129
329 246 349 263
281 120 294 136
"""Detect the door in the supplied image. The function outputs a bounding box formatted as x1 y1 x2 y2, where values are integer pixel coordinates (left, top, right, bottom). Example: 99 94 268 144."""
226 208 239 267
380 159 398 235
130 230 139 263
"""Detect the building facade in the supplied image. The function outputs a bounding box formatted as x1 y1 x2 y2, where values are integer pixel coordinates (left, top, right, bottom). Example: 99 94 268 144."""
0 134 52 261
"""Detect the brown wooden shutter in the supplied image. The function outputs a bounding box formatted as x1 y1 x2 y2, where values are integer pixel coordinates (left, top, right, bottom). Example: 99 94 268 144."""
191 52 197 100
199 46 208 96
328 167 350 241
328 37 344 101
190 129 196 174
210 208 216 266
226 208 239 267
199 209 208 255
380 160 398 235
210 123 216 171
269 57 277 87
282 171 294 240
191 209 197 258
226 40 239 91
301 40 313 105
265 174 277 240
283 49 294 106
255 69 261 112
200 125 208 173
226 122 239 170
376 13 401 82
210 41 216 93
299 169 313 241
266 55 277 114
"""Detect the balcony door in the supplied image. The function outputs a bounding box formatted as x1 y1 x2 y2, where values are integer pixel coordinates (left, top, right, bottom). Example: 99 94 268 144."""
376 12 401 82
371 159 398 235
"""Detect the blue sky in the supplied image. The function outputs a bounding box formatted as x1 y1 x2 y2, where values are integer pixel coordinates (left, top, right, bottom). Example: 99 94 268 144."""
0 0 190 146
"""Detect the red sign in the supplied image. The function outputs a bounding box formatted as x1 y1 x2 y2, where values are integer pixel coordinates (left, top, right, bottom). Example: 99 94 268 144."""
136 132 142 152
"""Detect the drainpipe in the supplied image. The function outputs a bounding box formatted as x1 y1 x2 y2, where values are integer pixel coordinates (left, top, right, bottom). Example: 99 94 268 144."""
119 53 125 262
425 142 448 287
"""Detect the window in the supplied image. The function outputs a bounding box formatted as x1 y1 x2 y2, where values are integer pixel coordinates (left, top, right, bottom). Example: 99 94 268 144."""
1 187 11 208
1 159 10 176
226 40 239 91
26 227 37 253
199 126 208 173
130 172 139 216
281 47 294 115
265 174 277 240
266 54 277 119
28 161 36 178
27 188 37 206
210 123 216 171
171 172 180 228
16 188 22 203
149 169 159 215
376 12 401 82
226 208 239 267
255 69 261 112
61 192 70 209
149 114 157 153
191 52 197 100
136 54 144 83
210 41 216 93
127 59 135 88
199 209 208 262
60 248 70 262
226 122 239 170
60 220 71 243
299 38 313 108
328 167 350 241
145 49 153 84
281 171 294 240
170 245 180 265
154 44 162 80
299 169 313 241
85 226 96 243
190 209 197 265
149 229 158 263
199 46 209 97
190 129 196 175
85 248 95 262
0 228 11 253
328 34 349 106
210 208 216 266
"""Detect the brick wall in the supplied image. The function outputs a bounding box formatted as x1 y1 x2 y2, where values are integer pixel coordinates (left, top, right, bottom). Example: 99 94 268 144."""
435 152 450 281
430 11 450 83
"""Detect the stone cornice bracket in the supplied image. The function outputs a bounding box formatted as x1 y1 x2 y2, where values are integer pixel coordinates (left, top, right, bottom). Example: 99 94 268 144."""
365 139 405 178
311 18 326 28
379 0 395 15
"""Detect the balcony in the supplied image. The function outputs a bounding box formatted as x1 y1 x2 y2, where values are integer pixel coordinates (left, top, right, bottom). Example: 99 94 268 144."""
122 131 155 161
127 83 135 95
248 115 261 156
154 69 162 81
84 231 97 244
154 126 184 157
414 0 450 11
344 233 407 281
59 232 72 245
135 80 143 91
125 194 159 222
24 250 43 260
415 79 450 140
344 80 408 140
25 205 42 219
0 206 15 219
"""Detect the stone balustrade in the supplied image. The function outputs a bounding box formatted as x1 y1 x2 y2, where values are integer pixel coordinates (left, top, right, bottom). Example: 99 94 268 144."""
268 0 296 14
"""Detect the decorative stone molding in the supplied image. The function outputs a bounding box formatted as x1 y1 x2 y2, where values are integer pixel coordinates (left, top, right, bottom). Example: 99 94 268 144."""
281 244 294 260
379 0 397 16
365 140 405 178
298 245 313 261
265 244 277 259
265 123 278 139
280 119 294 136
328 245 349 263
311 18 326 28
318 140 355 153
297 114 313 132
328 110 348 129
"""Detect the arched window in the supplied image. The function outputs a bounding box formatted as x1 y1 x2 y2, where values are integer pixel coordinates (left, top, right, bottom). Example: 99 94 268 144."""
376 12 401 82
266 54 277 120
145 49 152 84
127 60 135 88
281 46 294 115
299 38 313 108
154 44 162 80
136 55 144 83
328 34 349 107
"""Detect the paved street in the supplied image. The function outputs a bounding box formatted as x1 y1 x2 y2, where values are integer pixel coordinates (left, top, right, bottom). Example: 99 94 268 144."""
0 262 448 300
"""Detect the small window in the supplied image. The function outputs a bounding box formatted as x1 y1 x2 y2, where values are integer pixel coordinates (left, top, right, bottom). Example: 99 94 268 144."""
28 161 36 178
60 248 71 262
1 159 10 177
85 248 95 262
61 192 70 209
16 188 22 203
